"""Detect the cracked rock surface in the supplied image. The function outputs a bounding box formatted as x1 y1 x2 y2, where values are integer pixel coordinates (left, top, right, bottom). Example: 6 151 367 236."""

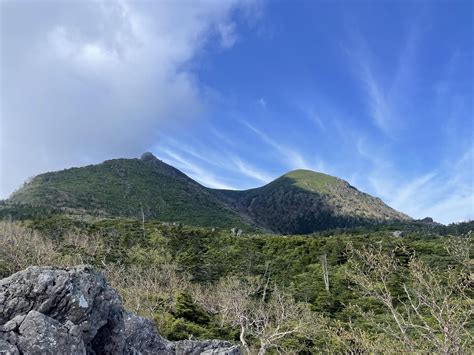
0 266 240 355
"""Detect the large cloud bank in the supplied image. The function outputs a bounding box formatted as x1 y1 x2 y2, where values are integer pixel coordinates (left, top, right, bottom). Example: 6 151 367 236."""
0 0 254 197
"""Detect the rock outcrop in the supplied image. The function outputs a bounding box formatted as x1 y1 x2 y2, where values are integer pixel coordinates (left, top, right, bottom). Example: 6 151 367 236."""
124 312 240 355
418 217 440 226
0 266 240 355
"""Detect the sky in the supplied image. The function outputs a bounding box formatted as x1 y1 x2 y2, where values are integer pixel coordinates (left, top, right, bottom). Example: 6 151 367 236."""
0 0 473 224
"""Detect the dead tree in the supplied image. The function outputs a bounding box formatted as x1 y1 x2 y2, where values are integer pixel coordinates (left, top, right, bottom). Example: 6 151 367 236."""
321 253 330 293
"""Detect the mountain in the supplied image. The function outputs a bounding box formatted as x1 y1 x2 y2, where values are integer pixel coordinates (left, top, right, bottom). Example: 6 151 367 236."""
214 169 410 234
7 153 253 229
5 153 411 233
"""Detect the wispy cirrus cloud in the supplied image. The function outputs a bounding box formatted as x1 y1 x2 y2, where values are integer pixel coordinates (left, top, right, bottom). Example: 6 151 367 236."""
359 142 474 224
153 131 276 188
342 24 473 223
344 27 420 138
159 148 235 190
231 156 274 184
294 101 327 132
241 121 312 170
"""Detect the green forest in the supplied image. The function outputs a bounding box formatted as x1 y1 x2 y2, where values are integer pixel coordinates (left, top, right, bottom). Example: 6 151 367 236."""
1 215 472 353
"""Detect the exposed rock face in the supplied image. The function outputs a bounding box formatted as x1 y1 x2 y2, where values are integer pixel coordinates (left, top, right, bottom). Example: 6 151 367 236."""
0 266 240 355
418 217 440 226
2 311 86 354
392 230 405 238
0 265 124 354
140 152 158 162
124 313 240 355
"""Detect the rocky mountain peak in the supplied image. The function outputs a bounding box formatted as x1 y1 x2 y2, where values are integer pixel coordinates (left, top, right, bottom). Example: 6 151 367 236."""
140 152 159 162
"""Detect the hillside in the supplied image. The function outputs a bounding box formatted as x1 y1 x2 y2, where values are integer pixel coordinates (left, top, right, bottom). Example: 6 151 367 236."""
7 153 252 229
5 153 411 233
214 169 410 234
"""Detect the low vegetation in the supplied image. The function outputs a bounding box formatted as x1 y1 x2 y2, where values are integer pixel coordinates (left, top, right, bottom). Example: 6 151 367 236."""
1 219 472 353
5 154 412 234
6 157 251 229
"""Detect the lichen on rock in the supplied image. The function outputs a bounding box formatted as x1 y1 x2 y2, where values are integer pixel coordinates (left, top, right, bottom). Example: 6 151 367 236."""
0 266 240 355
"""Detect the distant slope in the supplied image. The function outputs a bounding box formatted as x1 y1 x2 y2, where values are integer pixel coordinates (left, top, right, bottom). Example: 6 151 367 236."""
8 153 252 229
6 154 411 233
213 170 411 234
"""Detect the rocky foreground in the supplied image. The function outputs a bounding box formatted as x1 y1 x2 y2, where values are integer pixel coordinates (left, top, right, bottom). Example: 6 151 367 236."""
0 266 241 355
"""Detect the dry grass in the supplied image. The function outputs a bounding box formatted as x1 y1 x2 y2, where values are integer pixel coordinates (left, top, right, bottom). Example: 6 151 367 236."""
103 262 190 318
0 221 189 321
0 221 79 277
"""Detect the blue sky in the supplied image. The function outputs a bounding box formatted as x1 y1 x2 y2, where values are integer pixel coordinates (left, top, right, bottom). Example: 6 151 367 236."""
1 0 473 223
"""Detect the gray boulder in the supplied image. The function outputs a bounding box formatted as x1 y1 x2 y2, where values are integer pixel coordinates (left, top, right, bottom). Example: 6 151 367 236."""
12 311 85 354
0 338 20 355
391 230 405 238
0 266 241 355
230 228 242 237
124 312 172 354
174 340 241 355
124 312 239 355
0 265 124 354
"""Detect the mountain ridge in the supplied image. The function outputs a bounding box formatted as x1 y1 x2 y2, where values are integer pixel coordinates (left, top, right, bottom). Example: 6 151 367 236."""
213 168 410 234
5 153 411 233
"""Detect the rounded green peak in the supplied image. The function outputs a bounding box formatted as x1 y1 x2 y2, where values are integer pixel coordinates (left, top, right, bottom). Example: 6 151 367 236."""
283 169 338 180
282 169 342 191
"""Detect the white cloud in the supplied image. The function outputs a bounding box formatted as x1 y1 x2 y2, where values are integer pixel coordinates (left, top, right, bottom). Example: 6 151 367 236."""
344 28 420 138
160 149 235 190
0 0 254 198
364 74 395 135
218 22 238 48
388 172 438 214
304 106 325 131
231 157 274 184
153 133 275 187
361 144 474 224
242 121 312 170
